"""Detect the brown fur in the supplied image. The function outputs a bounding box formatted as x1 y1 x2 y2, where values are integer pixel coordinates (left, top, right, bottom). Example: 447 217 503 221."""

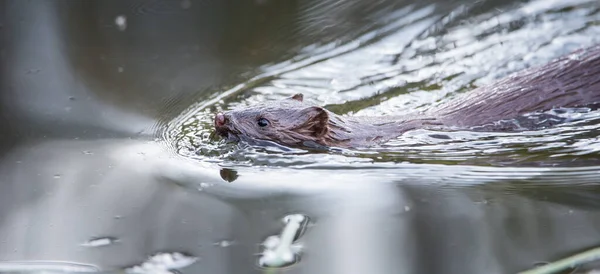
215 45 600 148
433 45 600 127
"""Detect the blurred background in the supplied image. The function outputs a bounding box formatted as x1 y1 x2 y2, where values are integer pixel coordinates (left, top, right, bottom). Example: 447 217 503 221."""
1 0 600 273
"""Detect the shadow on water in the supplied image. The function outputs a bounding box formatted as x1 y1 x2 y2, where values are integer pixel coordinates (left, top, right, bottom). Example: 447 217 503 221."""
1 0 600 273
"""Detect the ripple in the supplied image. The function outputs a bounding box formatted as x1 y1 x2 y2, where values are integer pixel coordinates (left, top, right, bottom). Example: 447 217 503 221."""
129 0 191 15
166 0 600 180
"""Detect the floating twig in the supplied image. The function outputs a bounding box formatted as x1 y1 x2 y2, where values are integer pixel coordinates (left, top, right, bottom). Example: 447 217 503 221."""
519 247 600 274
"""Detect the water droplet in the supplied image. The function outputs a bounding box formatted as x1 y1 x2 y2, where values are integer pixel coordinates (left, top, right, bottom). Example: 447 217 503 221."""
215 240 234 247
197 182 213 191
117 66 124 73
53 174 61 179
124 252 197 273
80 237 119 247
82 150 94 155
115 15 127 31
404 206 411 212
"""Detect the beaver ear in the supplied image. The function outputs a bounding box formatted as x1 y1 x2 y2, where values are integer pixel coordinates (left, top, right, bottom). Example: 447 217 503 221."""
290 93 304 102
302 106 329 138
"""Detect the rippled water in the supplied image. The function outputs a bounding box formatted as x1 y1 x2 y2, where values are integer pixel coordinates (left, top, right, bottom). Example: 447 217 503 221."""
166 0 600 184
3 1 600 273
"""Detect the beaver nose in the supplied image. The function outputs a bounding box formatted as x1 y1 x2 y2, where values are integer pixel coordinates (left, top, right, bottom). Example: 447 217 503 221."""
215 113 227 127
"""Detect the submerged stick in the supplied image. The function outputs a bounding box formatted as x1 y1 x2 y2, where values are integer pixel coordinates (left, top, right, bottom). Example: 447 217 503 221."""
519 246 600 274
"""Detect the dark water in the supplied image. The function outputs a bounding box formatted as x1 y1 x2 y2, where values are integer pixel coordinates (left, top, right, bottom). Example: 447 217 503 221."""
1 0 600 273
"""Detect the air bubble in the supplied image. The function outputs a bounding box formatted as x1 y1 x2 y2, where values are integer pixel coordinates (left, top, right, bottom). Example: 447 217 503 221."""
115 15 127 31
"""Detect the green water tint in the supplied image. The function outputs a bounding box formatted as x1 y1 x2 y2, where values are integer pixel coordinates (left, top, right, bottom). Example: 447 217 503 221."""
519 246 600 274
324 80 443 114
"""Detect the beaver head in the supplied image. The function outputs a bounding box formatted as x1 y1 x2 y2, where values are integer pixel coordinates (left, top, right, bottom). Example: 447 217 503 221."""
214 94 331 147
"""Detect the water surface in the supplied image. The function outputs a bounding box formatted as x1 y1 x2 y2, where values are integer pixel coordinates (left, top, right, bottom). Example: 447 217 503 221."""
1 0 600 273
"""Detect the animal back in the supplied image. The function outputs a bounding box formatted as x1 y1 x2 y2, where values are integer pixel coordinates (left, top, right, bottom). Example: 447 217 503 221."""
433 45 600 128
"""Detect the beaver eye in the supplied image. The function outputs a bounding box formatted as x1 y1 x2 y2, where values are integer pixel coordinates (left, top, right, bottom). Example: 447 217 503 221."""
257 118 270 127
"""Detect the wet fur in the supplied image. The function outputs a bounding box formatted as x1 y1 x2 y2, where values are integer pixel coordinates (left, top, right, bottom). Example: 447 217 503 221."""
215 45 600 148
433 45 600 127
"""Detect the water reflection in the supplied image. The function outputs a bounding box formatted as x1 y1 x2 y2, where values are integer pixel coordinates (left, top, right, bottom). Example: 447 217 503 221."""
1 139 600 273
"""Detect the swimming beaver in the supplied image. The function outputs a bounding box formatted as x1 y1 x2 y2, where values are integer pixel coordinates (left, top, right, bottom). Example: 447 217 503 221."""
214 45 600 148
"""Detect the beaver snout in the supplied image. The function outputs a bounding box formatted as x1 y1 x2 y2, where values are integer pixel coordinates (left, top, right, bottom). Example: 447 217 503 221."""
214 112 234 138
215 112 227 127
